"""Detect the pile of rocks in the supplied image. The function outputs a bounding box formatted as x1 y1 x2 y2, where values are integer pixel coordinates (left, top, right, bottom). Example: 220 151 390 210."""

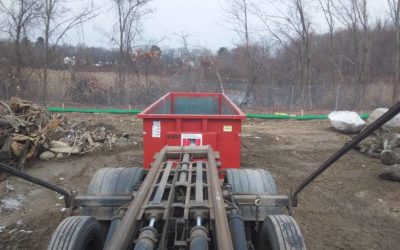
357 108 400 182
0 97 134 169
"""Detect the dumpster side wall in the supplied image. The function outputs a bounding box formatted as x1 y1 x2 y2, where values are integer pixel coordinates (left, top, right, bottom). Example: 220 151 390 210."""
142 118 242 169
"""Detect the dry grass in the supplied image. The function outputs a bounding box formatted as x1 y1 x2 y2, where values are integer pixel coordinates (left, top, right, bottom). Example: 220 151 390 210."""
3 68 397 110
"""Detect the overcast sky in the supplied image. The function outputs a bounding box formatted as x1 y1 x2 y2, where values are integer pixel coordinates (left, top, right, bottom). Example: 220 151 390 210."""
65 0 387 52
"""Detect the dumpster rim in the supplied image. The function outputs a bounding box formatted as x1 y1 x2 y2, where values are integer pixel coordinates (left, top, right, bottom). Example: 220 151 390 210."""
137 92 246 119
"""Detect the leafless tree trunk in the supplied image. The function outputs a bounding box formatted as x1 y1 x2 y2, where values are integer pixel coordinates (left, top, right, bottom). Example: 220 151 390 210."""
0 0 41 93
41 0 97 104
111 0 151 103
223 0 250 47
389 0 400 104
334 0 370 108
223 0 262 107
319 0 343 88
176 32 196 91
257 0 313 110
207 57 225 93
296 0 313 110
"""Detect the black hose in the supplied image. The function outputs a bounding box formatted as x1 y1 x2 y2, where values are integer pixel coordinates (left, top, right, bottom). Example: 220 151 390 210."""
229 212 248 250
0 162 70 198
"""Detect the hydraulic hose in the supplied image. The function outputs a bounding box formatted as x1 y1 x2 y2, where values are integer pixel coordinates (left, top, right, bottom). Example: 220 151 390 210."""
229 212 248 250
0 162 71 206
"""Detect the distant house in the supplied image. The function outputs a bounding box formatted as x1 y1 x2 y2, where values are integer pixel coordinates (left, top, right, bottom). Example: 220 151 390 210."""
64 56 76 66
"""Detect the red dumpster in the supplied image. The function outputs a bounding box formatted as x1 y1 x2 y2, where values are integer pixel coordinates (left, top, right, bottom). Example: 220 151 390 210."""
137 92 246 169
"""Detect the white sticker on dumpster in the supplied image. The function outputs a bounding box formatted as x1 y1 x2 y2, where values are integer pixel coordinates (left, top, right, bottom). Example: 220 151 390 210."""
152 121 161 137
223 125 232 132
181 134 202 146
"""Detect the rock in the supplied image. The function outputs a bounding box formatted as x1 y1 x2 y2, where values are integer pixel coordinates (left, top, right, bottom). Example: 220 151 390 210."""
40 151 55 160
50 146 80 154
50 140 70 149
56 153 64 159
92 127 107 142
11 141 24 157
383 133 400 150
368 108 400 131
328 111 365 133
378 165 400 182
358 136 382 158
381 148 400 165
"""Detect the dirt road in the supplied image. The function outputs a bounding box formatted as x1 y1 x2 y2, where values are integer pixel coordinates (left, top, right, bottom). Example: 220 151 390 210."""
0 113 399 249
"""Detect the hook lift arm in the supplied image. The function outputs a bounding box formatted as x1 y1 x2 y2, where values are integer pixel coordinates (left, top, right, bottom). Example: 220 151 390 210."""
0 162 72 207
290 101 400 207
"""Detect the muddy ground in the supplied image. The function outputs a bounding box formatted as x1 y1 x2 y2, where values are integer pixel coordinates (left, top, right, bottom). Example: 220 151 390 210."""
0 113 399 250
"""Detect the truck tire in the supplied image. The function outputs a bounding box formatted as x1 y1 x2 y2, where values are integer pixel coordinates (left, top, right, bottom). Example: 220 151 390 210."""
48 216 104 250
225 168 280 219
80 167 145 220
258 215 306 250
86 167 144 195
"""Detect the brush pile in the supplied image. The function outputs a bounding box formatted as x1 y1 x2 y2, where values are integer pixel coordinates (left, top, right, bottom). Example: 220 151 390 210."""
0 97 133 169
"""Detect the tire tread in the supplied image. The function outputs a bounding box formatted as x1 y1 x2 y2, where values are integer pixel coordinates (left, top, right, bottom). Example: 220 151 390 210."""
262 215 306 250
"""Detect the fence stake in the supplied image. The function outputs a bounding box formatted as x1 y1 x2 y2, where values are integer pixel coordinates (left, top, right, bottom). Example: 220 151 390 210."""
335 84 341 111
5 79 8 100
290 84 294 112
108 87 110 106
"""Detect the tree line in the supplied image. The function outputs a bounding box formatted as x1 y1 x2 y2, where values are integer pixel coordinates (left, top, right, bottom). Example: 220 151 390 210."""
0 0 399 110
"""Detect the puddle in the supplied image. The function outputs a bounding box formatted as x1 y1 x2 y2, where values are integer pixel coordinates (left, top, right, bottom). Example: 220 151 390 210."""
0 195 25 212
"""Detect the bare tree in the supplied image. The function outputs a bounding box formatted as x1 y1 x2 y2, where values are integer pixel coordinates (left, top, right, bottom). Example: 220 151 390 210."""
388 0 400 104
334 0 370 107
223 0 250 47
0 0 41 92
257 0 313 110
223 0 264 107
40 0 98 104
207 57 225 94
110 0 151 103
319 0 343 89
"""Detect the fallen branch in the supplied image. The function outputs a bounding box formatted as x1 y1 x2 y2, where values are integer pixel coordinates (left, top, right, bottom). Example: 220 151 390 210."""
0 101 13 114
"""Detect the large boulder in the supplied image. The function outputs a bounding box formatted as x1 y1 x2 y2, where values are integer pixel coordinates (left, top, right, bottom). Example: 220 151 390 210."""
381 148 400 165
368 108 400 131
328 111 365 133
383 132 400 150
378 165 400 182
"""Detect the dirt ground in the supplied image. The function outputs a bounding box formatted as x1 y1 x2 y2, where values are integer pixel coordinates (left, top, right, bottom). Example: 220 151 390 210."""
0 113 399 250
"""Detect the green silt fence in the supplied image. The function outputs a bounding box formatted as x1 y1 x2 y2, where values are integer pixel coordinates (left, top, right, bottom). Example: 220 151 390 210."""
47 107 369 120
246 113 369 120
47 107 142 114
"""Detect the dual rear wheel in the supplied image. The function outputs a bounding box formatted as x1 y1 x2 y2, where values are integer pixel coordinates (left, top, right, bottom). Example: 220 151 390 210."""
225 168 306 250
48 167 145 250
49 167 305 250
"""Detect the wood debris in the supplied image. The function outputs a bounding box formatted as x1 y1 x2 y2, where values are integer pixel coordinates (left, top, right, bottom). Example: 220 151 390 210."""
0 97 134 169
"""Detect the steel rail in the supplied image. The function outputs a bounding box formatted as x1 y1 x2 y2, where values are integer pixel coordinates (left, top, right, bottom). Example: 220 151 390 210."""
105 147 167 250
207 146 234 250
